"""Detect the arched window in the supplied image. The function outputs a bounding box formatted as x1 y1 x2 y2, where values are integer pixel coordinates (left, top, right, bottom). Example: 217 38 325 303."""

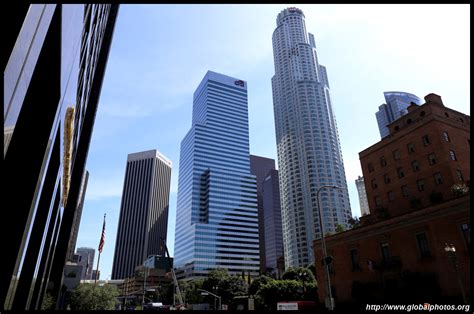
449 150 457 161
442 131 450 142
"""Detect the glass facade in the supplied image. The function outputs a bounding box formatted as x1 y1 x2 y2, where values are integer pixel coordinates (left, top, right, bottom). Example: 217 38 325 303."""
2 4 118 309
174 71 259 279
271 8 352 268
375 91 422 138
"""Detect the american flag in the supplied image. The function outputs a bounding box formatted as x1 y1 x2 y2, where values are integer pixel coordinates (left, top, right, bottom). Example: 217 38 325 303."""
98 214 106 253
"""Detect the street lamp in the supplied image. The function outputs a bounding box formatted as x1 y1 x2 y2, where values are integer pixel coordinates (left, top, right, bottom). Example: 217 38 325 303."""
142 265 149 308
444 243 467 304
316 185 341 311
198 288 221 310
299 271 307 297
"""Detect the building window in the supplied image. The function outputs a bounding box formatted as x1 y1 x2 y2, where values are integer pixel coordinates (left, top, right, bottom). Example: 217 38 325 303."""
422 135 430 146
368 162 374 173
449 150 457 161
397 167 405 178
387 191 395 202
401 185 409 197
350 249 360 271
384 174 391 184
416 233 431 258
428 153 437 165
456 169 464 181
412 160 420 172
371 179 378 189
407 143 415 153
442 131 450 142
380 242 391 261
380 156 387 167
417 179 425 191
460 223 470 250
393 149 401 160
374 196 382 207
434 172 443 185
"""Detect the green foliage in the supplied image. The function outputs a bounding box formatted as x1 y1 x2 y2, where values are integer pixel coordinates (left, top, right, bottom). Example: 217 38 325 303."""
335 223 345 233
178 279 204 305
248 275 272 296
69 283 119 310
202 269 248 308
451 183 469 196
41 292 55 310
257 279 317 310
282 267 316 283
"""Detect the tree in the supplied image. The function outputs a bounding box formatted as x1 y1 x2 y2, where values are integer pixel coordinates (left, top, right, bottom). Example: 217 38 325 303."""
202 269 249 309
282 267 316 283
69 283 119 310
178 279 204 306
335 223 345 233
41 292 55 310
248 275 272 296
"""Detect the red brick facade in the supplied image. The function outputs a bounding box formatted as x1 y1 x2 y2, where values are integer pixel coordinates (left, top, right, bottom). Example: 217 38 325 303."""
313 94 470 306
359 93 470 222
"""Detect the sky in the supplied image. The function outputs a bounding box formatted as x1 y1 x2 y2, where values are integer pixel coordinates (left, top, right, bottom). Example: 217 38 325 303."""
75 4 470 280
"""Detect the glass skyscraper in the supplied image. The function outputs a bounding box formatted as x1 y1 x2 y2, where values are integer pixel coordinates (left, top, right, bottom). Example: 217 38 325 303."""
2 4 118 309
375 91 422 138
174 71 259 279
271 7 352 268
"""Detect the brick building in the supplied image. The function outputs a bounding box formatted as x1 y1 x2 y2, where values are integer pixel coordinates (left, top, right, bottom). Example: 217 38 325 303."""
313 94 470 308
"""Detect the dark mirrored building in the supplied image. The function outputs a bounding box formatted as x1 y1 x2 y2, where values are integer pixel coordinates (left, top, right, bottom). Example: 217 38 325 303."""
112 150 172 280
2 4 118 309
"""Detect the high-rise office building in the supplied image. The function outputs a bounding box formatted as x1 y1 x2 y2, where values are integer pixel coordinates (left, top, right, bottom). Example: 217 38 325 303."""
375 91 422 138
2 5 118 309
271 7 352 268
262 169 284 274
75 247 95 280
250 155 276 272
112 150 172 280
355 176 370 216
174 71 259 279
66 170 90 261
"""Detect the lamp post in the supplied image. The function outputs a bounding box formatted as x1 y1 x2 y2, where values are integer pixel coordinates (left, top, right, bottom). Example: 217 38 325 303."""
444 243 467 304
316 185 341 311
198 289 221 310
299 271 307 298
142 265 148 308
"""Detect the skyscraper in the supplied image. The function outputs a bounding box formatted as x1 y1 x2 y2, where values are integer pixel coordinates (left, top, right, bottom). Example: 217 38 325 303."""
174 71 259 279
67 170 90 262
112 150 172 280
355 176 370 216
2 4 118 309
271 7 352 268
262 169 284 275
75 247 95 280
250 155 276 272
375 91 422 138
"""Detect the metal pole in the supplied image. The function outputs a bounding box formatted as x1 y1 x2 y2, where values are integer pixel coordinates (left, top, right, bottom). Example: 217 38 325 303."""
94 251 101 285
142 266 147 308
450 251 467 304
316 185 339 311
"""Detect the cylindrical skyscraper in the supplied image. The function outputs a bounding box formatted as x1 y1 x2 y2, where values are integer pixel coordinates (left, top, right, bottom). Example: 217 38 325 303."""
271 7 352 268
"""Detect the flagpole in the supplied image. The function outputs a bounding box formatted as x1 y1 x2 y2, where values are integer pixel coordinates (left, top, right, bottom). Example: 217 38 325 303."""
95 213 106 285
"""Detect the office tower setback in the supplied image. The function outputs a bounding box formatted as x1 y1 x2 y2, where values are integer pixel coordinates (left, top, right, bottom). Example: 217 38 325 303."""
250 155 276 272
375 91 422 138
2 4 118 309
271 7 352 268
355 176 370 216
262 169 284 274
67 171 90 261
112 150 172 280
75 247 95 280
174 71 259 279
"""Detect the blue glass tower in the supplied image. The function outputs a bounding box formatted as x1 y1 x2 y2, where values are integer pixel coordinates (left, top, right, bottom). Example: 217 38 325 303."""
174 71 259 279
375 91 422 138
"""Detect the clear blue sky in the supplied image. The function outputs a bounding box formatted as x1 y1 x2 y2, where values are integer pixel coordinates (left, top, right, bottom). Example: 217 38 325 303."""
76 4 470 280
